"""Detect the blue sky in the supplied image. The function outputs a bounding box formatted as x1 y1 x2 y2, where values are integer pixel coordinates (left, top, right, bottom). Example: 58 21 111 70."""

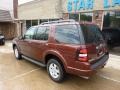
18 0 34 5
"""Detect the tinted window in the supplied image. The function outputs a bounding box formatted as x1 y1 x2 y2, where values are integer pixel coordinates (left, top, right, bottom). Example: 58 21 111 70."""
81 24 104 44
35 26 49 40
55 24 80 44
24 27 37 39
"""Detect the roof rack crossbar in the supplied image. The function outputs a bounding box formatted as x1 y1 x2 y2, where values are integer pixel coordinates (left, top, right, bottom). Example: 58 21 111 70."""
41 19 76 25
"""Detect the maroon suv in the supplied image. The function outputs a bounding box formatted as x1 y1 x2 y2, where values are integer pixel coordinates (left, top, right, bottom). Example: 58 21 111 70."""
13 20 109 82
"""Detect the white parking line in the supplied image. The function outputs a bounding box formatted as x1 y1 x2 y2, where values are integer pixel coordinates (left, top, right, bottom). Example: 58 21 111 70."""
97 74 120 83
0 68 40 83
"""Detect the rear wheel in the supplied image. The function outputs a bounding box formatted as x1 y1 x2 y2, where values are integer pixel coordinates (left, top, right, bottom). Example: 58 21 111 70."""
14 46 22 60
47 59 65 82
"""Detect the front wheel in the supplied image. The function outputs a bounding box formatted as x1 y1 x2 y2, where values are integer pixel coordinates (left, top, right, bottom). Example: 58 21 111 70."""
14 46 22 60
47 59 65 82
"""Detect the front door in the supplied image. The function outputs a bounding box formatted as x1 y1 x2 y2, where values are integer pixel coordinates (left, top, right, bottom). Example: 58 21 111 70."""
18 26 37 57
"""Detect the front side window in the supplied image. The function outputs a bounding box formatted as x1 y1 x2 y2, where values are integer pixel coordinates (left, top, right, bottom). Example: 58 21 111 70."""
35 26 49 40
24 27 37 39
55 24 80 44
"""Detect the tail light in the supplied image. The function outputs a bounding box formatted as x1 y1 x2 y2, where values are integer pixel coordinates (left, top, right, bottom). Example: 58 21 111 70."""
78 48 88 62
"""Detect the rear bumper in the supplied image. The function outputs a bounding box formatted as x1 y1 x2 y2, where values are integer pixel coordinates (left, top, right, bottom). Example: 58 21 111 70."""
67 53 109 77
90 54 109 70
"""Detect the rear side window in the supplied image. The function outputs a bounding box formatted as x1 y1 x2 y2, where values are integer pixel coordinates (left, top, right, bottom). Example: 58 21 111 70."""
55 24 80 44
35 26 49 40
81 24 104 44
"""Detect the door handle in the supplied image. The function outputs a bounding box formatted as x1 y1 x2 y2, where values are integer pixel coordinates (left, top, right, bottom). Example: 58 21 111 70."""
45 43 48 46
28 41 32 43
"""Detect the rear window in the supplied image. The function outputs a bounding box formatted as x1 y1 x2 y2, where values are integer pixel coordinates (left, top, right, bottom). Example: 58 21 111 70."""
81 24 104 44
55 24 80 44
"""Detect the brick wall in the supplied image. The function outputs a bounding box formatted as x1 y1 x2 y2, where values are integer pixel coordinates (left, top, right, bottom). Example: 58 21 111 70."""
0 22 17 39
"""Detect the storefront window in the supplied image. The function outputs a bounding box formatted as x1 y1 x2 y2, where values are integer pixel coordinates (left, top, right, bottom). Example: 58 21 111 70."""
49 19 59 21
80 13 93 22
40 19 49 24
103 11 120 28
32 20 38 26
69 14 79 21
26 20 31 29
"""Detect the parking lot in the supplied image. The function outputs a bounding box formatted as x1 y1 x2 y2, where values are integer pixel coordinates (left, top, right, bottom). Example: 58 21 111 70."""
0 41 120 90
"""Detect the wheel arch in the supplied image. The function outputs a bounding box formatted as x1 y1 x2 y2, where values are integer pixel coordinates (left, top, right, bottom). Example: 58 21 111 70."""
44 51 67 71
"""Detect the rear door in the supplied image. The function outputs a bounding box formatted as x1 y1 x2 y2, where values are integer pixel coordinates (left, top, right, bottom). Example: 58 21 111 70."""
54 24 81 67
29 26 50 61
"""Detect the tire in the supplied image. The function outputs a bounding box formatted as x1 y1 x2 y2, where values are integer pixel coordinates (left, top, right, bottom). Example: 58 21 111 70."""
47 59 65 82
14 46 22 60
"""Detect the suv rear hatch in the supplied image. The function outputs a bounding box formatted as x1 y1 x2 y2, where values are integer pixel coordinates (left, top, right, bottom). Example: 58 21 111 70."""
80 24 107 64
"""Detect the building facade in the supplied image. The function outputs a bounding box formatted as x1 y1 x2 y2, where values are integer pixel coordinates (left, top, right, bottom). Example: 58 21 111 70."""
18 0 120 33
0 0 19 39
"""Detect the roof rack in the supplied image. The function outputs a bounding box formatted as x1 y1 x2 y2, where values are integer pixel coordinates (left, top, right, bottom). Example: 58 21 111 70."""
41 19 76 25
